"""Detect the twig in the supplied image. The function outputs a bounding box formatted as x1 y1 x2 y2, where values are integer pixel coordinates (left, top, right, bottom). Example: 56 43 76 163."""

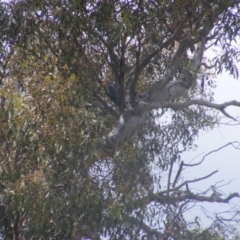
176 170 218 189
184 141 240 167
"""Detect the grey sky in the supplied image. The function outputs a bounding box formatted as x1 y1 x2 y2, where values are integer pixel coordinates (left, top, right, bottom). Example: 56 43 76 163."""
182 65 240 226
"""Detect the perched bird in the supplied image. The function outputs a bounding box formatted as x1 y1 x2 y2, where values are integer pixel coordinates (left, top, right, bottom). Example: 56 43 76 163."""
103 80 121 106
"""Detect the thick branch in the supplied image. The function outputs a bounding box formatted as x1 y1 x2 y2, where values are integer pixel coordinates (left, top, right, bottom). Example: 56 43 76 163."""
126 179 240 215
101 38 206 153
149 191 239 206
128 188 239 213
158 100 240 121
99 1 237 155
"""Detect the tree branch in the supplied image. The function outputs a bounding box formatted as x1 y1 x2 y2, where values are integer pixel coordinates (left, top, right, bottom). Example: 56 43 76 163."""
100 39 207 153
149 190 239 206
184 141 240 167
158 100 240 121
99 1 237 155
139 17 188 71
126 216 163 239
175 170 219 190
173 161 184 188
126 15 188 93
92 91 119 119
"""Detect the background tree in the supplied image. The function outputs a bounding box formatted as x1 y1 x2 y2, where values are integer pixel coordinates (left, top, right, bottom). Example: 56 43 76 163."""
0 0 240 239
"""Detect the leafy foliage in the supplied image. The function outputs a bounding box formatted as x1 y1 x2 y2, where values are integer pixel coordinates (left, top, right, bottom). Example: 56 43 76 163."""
0 0 240 239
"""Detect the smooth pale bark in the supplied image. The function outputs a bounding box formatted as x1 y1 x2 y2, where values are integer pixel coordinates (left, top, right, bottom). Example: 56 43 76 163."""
99 39 204 154
98 0 240 157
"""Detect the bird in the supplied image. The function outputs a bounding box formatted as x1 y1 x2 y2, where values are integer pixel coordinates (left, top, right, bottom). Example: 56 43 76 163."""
103 80 121 106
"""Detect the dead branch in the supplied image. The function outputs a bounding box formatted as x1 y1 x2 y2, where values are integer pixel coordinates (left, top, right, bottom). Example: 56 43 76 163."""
159 100 240 121
184 141 240 167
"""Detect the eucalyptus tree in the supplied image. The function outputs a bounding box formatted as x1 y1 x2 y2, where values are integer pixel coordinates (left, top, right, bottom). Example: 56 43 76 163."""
0 0 240 239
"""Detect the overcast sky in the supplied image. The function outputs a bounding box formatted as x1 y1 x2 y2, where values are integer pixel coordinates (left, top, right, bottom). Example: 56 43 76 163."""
181 64 240 226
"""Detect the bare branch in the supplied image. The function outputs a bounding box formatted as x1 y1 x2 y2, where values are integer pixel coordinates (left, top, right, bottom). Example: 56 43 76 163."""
158 100 240 121
138 170 219 202
220 119 240 126
175 170 219 190
184 141 240 167
127 189 240 215
173 161 184 188
149 191 239 206
216 211 240 223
